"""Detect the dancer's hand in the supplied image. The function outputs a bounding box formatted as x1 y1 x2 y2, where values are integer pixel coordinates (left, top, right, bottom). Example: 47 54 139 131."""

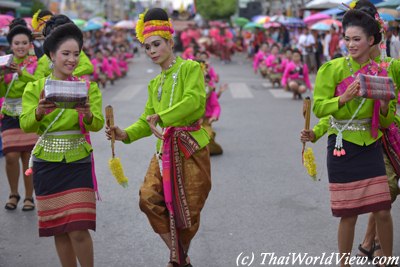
76 97 93 123
339 80 360 106
105 125 127 141
146 114 163 140
300 129 316 143
36 90 56 121
8 62 22 76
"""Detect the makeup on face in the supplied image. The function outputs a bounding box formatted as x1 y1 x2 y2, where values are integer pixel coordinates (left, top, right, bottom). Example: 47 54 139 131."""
51 39 80 80
11 34 30 59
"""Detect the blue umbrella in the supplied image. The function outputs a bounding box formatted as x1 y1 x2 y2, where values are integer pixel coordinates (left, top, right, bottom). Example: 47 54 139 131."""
83 21 103 32
243 22 264 30
310 22 330 31
281 17 306 27
379 12 396 21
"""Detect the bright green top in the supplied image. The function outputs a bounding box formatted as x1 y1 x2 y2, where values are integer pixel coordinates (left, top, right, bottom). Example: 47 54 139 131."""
0 56 37 116
313 57 397 146
123 57 210 150
34 51 94 79
20 77 104 162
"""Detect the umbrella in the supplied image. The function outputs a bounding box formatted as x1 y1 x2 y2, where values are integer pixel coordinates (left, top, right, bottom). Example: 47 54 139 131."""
282 17 306 27
243 22 264 30
234 17 249 27
304 13 331 25
88 16 106 25
379 12 396 21
263 22 281 29
376 0 400 8
252 15 270 24
114 20 135 29
318 18 342 27
305 0 344 9
0 14 14 28
83 21 103 32
72 19 87 29
310 22 330 31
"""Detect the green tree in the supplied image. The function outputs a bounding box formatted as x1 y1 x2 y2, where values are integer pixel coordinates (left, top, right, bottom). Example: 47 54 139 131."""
31 0 47 16
196 0 236 20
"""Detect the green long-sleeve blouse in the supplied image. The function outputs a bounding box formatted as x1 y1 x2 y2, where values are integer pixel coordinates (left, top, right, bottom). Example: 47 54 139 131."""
34 51 94 79
20 77 104 162
123 57 210 150
313 57 398 146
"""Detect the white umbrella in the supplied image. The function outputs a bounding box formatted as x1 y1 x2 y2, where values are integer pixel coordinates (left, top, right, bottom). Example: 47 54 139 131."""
305 0 343 9
114 20 135 30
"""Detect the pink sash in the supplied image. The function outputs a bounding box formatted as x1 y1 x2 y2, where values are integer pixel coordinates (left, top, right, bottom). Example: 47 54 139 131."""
334 61 387 138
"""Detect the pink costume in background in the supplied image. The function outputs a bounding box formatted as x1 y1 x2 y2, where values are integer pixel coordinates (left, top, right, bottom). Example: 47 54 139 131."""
253 50 269 72
205 91 221 120
110 56 122 78
281 61 312 89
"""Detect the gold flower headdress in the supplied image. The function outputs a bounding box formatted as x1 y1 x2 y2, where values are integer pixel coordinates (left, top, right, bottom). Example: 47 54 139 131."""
136 11 174 43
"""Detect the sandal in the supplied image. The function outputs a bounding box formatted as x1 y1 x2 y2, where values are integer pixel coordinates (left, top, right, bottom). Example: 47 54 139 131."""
21 197 35 211
4 194 21 210
356 243 375 261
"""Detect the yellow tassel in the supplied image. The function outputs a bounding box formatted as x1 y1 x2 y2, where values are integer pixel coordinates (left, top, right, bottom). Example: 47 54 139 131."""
303 147 318 181
109 157 128 188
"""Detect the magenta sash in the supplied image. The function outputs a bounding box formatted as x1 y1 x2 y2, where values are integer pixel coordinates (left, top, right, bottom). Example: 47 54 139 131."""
161 122 201 265
335 61 387 138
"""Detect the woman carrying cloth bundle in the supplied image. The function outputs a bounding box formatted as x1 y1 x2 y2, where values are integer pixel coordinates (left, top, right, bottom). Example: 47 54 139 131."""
1 19 39 211
20 23 104 267
313 6 397 267
105 8 211 267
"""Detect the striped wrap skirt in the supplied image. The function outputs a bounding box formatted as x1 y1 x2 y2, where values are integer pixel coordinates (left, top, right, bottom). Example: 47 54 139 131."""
327 135 391 217
0 115 37 154
33 158 96 237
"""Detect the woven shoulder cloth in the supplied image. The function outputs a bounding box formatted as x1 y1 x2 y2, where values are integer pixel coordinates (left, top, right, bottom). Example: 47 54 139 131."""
358 74 395 100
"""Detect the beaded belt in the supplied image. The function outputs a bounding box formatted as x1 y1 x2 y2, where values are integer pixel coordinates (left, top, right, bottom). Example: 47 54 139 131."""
330 117 371 131
1 98 22 116
38 131 86 154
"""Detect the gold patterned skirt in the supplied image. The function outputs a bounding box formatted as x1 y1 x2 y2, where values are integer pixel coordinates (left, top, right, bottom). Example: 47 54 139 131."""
139 147 211 247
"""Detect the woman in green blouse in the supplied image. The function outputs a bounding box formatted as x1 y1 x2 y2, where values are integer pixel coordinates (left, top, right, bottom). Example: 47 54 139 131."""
20 23 104 267
1 20 38 211
106 8 211 267
313 7 395 267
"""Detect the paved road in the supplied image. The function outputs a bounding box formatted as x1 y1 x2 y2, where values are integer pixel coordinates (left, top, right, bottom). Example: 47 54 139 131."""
0 53 399 267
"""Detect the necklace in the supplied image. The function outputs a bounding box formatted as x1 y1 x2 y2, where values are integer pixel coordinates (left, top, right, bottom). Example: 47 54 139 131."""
157 58 176 101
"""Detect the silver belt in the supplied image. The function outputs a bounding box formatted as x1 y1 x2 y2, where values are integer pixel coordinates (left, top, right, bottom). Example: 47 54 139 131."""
330 117 371 131
38 135 86 154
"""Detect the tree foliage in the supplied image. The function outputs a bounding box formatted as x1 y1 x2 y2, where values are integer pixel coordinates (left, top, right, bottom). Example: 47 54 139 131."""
196 0 236 20
31 0 47 15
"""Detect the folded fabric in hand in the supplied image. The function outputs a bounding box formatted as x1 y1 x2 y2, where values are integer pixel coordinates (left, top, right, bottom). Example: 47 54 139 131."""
44 79 87 109
0 54 13 74
358 74 396 100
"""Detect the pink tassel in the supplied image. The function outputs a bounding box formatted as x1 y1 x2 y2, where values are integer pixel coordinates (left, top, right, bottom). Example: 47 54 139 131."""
341 149 346 156
333 149 338 156
25 168 33 176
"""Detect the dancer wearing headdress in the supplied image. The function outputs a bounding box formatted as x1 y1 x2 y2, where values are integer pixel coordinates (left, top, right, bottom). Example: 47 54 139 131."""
313 4 396 266
1 20 38 211
105 8 211 267
31 9 53 59
35 14 93 79
20 22 104 267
